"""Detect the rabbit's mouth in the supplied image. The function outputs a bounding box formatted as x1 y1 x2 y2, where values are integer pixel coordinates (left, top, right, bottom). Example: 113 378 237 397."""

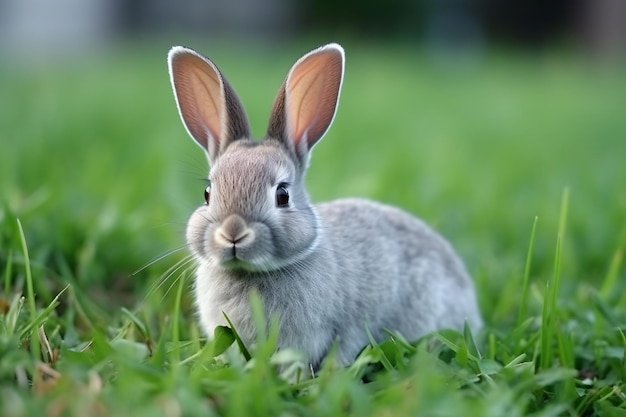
217 246 292 274
220 257 269 274
215 241 262 270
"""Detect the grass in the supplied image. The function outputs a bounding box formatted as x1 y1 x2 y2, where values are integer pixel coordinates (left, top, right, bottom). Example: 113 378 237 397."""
1 38 626 416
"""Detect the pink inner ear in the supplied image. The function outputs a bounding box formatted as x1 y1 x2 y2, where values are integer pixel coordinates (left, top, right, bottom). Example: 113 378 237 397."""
172 52 225 151
286 48 343 149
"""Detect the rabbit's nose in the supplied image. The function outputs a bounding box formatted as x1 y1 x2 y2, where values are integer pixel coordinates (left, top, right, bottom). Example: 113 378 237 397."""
215 214 254 246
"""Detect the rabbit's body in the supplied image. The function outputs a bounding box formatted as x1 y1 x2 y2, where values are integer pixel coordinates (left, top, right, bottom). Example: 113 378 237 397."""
168 43 482 369
194 194 481 367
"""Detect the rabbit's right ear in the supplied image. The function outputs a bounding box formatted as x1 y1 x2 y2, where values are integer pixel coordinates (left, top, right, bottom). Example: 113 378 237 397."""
168 46 250 165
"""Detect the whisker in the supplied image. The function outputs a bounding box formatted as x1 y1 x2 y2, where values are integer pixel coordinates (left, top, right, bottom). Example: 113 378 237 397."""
158 261 197 302
149 254 195 290
144 254 196 300
132 244 190 276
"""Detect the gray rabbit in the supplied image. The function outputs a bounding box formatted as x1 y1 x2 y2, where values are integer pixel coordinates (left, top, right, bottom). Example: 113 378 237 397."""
167 43 482 369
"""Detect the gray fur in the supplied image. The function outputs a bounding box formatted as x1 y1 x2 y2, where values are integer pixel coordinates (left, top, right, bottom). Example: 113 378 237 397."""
167 43 482 369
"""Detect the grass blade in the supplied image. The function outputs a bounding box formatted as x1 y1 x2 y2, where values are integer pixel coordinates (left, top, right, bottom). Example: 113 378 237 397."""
18 285 69 340
539 188 569 370
365 326 394 372
3 249 12 295
619 328 626 382
223 312 252 361
600 248 623 300
169 269 187 374
17 218 41 362
463 321 482 360
517 216 538 327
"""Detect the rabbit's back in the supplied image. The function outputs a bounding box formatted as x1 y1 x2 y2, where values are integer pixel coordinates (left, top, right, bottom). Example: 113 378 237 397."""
316 198 482 346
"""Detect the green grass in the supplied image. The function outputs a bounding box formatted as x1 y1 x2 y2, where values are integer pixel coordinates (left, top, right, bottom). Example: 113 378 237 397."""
1 39 625 416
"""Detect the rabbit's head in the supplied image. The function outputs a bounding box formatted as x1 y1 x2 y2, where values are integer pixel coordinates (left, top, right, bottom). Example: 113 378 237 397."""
168 44 344 273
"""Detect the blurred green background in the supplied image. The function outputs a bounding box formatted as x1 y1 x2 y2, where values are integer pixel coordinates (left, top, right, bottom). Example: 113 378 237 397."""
0 0 625 324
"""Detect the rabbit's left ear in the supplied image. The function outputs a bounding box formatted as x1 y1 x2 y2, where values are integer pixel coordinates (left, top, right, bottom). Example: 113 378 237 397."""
267 43 344 162
168 46 250 165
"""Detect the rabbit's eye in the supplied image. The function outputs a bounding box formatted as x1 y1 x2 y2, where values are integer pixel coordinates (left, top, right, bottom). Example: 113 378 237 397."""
204 185 211 205
276 184 289 207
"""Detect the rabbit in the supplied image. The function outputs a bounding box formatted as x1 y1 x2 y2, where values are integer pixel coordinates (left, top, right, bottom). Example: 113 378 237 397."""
167 43 482 370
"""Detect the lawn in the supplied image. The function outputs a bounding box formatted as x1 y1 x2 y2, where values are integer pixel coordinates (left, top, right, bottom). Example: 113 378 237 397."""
1 39 625 416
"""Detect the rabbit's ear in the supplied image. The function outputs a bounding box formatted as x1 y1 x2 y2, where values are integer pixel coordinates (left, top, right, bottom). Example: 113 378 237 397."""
168 46 250 164
267 43 344 162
